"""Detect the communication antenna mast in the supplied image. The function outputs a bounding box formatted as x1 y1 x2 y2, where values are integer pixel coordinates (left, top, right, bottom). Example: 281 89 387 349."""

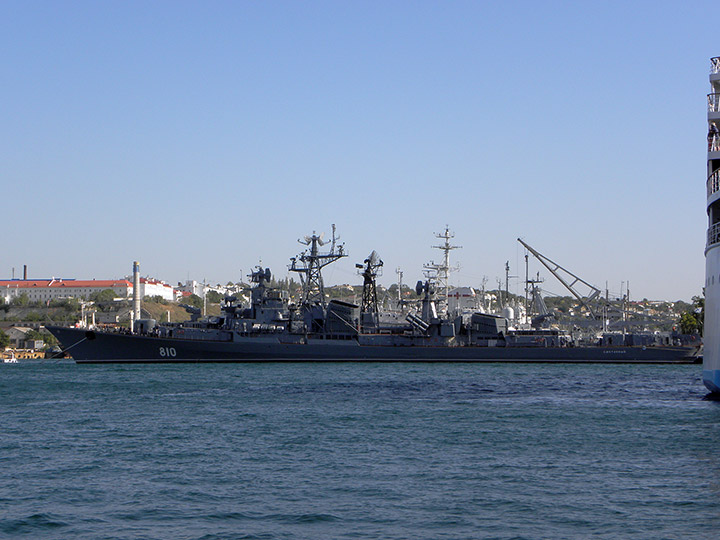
524 253 529 317
523 254 545 322
480 275 488 311
526 271 552 327
289 225 346 308
423 225 461 313
504 261 518 310
396 267 406 312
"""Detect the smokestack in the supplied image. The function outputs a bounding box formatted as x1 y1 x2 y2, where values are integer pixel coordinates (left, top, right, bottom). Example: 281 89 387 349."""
132 261 141 329
23 265 27 280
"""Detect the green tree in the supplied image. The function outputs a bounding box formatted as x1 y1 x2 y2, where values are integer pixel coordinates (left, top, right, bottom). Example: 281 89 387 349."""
676 292 704 335
90 289 118 303
25 329 42 341
49 297 80 311
678 312 699 334
183 294 203 309
11 293 29 307
206 290 223 304
692 293 705 336
25 329 58 347
0 329 9 349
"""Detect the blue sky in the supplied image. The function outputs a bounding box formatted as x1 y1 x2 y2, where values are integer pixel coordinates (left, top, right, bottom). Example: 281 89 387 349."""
1 1 715 301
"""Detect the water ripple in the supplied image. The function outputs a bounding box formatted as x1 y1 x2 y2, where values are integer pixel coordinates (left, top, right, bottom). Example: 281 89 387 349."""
0 363 717 539
0 513 69 534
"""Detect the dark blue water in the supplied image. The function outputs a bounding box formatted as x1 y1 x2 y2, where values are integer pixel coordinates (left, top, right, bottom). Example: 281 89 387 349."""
1 362 719 539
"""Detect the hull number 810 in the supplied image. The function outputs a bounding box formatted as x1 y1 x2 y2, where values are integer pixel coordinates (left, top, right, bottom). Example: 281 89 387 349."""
159 347 177 357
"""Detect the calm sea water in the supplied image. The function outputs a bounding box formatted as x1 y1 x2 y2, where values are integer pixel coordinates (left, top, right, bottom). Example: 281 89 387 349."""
1 362 719 540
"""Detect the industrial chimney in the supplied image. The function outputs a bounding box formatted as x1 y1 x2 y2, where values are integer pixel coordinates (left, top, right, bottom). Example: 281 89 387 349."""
132 261 141 329
23 265 27 280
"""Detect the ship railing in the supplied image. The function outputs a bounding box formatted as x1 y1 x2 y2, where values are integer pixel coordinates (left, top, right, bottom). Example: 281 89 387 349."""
712 57 720 75
709 169 720 198
709 93 720 113
708 222 720 249
711 135 720 153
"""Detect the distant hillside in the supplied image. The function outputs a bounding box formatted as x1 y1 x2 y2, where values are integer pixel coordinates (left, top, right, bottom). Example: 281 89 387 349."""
141 301 220 322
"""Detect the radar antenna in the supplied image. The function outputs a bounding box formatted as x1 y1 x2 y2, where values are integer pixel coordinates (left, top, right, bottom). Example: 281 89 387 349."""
249 266 272 286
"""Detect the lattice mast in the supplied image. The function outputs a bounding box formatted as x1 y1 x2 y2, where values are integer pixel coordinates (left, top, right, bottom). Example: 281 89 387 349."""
289 224 346 308
356 251 383 331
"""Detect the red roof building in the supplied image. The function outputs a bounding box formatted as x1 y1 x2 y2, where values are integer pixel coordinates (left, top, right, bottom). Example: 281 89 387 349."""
0 279 133 303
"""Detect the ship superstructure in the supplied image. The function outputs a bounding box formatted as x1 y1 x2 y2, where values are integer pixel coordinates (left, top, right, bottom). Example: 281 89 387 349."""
704 56 720 392
46 225 700 364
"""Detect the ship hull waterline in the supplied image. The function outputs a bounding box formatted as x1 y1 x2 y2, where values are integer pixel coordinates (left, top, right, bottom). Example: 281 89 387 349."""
47 326 700 364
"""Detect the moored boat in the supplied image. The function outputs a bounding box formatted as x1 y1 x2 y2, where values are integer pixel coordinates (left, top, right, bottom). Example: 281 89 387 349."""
47 228 701 364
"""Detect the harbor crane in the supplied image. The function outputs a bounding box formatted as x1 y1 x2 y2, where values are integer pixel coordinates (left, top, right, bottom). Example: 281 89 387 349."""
517 238 602 319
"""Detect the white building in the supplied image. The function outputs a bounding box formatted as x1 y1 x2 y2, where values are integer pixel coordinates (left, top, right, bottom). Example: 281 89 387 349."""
176 280 207 298
0 276 178 304
0 279 132 304
139 277 175 301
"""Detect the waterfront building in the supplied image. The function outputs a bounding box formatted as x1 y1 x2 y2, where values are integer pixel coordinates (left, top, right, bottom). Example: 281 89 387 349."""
0 279 133 304
0 276 176 304
137 277 176 301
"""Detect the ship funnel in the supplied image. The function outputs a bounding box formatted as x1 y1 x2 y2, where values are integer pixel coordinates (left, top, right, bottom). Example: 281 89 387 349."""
132 261 141 329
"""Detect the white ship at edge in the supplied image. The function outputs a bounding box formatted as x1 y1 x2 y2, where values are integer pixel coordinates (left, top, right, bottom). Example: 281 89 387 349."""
703 56 720 391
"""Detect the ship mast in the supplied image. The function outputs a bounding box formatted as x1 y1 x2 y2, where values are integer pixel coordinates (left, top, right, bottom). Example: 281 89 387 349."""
289 224 346 308
396 267 406 312
423 226 461 314
356 251 383 332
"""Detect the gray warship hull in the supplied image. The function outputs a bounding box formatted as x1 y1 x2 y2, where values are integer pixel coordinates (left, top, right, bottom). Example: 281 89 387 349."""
47 326 701 364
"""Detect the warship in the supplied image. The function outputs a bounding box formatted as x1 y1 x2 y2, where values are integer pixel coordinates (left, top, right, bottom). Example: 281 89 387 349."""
47 227 700 364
